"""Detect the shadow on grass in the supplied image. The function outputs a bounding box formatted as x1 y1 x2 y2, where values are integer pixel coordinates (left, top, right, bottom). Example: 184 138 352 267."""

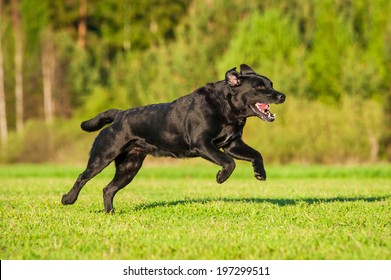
134 195 390 211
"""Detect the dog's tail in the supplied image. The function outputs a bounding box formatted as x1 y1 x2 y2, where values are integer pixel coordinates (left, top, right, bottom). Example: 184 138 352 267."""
80 109 122 132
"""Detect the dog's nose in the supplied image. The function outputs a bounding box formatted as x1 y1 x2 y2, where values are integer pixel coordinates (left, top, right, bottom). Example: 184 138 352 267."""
277 93 286 103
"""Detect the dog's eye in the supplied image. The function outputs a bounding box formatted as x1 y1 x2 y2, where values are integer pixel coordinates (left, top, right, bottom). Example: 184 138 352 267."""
256 85 266 90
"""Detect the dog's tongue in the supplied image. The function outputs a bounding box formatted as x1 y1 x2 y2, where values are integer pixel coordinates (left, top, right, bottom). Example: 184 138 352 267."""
258 103 269 110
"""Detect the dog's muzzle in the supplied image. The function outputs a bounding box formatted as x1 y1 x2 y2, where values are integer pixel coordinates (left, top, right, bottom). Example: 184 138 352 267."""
276 93 286 104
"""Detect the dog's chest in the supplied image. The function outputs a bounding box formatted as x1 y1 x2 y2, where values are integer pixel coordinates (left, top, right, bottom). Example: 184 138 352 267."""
213 120 245 148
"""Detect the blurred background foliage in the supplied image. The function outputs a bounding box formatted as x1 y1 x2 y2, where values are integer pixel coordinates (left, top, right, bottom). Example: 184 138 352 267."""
0 0 390 164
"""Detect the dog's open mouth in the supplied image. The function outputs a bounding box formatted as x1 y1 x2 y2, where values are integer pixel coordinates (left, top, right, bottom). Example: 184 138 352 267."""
252 103 275 122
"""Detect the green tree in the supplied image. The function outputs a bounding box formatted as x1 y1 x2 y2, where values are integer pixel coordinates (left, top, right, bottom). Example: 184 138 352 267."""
0 0 8 146
217 9 305 96
305 0 347 103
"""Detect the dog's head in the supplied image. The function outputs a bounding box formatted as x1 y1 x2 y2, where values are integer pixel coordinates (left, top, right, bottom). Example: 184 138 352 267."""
225 64 285 122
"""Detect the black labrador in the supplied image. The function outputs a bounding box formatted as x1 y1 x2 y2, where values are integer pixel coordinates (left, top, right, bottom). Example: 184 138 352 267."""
62 64 286 213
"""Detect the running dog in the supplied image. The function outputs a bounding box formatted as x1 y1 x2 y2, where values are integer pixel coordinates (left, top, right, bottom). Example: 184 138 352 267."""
61 64 286 213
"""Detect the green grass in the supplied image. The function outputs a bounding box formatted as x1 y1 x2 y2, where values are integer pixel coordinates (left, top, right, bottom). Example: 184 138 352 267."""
0 163 390 259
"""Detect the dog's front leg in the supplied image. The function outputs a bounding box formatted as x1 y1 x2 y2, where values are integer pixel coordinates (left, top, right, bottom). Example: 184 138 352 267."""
196 142 236 183
224 139 266 180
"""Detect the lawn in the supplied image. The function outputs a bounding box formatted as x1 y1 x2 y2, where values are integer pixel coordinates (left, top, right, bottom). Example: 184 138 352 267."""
0 163 390 259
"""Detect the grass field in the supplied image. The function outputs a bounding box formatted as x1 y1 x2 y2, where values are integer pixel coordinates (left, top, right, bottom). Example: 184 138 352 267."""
0 162 390 260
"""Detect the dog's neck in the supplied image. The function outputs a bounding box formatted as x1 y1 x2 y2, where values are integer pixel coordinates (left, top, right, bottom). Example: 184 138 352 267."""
205 81 246 124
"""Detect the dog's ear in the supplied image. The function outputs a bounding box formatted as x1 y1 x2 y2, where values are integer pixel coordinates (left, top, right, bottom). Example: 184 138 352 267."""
225 67 240 86
240 64 256 75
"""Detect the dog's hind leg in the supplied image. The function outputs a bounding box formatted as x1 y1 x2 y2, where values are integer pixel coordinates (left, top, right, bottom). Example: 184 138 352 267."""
61 128 121 206
103 152 146 214
61 157 113 206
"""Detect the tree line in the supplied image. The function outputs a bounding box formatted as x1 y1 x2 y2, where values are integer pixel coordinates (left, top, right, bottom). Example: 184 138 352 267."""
0 0 390 162
0 0 188 144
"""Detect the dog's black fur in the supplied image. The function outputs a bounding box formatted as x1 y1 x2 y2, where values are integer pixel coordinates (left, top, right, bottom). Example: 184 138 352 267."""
62 64 286 213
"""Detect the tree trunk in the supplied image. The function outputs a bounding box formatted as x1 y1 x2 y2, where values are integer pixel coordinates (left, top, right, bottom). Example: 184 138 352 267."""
77 0 87 48
41 29 55 124
123 1 131 51
12 0 23 134
0 0 8 146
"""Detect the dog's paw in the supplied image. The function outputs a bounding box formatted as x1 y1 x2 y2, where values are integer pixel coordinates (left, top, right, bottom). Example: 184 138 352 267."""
106 208 115 215
61 194 76 205
216 170 229 184
216 171 224 184
255 171 266 181
61 194 70 205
